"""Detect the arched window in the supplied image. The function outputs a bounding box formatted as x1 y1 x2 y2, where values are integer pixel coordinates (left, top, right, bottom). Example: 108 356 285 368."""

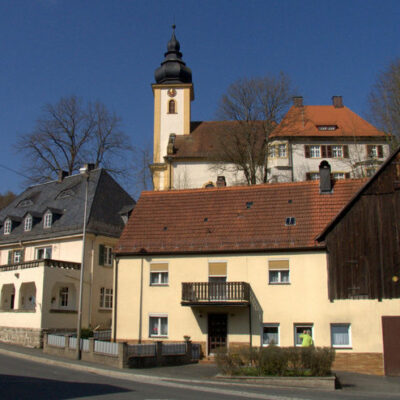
168 99 176 114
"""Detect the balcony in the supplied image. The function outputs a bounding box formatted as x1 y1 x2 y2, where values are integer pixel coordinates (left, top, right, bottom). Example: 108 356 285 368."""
0 259 81 272
181 282 250 306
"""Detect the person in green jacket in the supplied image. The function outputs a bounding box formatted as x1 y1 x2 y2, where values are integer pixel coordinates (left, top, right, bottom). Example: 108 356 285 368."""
299 330 313 347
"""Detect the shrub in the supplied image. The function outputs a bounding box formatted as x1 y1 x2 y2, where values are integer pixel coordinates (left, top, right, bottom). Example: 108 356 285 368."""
215 346 335 377
80 328 94 339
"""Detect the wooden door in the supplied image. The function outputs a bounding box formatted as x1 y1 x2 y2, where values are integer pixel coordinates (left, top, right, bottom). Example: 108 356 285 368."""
382 316 400 376
208 313 227 354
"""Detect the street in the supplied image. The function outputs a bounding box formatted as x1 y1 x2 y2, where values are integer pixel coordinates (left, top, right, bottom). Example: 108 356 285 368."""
0 352 399 400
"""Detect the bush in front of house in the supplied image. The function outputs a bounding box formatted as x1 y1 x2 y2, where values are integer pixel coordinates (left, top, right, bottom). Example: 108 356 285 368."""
215 345 335 377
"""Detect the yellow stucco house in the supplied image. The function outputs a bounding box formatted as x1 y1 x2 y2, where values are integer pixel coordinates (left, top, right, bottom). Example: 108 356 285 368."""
0 166 134 347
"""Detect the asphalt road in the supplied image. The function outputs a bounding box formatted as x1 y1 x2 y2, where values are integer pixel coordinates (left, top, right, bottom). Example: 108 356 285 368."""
0 352 400 400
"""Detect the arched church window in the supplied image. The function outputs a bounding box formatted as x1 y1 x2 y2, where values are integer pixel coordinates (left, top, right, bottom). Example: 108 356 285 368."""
168 99 176 114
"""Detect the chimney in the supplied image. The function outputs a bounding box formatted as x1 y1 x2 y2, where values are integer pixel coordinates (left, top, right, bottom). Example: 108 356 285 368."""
216 176 226 187
84 163 96 172
332 96 343 108
293 96 303 107
319 161 332 193
58 170 68 182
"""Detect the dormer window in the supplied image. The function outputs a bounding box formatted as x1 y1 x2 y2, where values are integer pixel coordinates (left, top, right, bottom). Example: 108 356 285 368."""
317 125 337 131
168 99 176 114
4 218 12 235
43 211 52 228
24 215 32 232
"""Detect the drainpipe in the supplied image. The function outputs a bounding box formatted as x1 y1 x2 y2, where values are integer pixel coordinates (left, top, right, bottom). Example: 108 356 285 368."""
139 257 144 343
112 257 119 342
166 156 173 190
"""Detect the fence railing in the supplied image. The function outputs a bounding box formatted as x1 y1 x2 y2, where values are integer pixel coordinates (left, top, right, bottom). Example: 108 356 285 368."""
127 343 156 357
0 259 80 272
47 334 66 348
94 340 119 356
182 282 250 303
162 342 186 355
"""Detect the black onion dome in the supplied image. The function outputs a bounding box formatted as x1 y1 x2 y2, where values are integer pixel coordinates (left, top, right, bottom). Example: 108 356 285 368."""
154 25 192 84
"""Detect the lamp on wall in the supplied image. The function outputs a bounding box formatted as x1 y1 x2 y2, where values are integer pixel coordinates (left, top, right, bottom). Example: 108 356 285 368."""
76 164 91 360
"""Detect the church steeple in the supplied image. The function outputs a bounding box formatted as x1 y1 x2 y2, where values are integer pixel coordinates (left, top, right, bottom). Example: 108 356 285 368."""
154 25 192 84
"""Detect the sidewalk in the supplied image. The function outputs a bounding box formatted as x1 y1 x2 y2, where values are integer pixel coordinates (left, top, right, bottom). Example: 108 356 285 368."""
0 341 400 396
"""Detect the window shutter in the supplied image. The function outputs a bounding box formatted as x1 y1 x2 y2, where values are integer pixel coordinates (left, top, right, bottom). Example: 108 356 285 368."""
321 146 327 158
268 260 289 270
99 244 105 265
378 145 383 158
8 251 12 264
343 145 349 158
345 172 350 179
306 172 311 181
327 145 332 158
209 262 227 276
366 145 372 157
304 145 310 158
150 263 168 272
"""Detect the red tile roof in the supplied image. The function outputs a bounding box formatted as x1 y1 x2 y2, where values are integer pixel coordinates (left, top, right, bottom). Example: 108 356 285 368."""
115 179 365 255
171 121 266 159
271 105 386 138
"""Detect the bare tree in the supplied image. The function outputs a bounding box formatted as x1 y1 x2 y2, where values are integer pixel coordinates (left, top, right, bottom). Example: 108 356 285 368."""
131 145 153 195
0 191 16 210
215 73 295 184
368 58 400 148
16 95 134 184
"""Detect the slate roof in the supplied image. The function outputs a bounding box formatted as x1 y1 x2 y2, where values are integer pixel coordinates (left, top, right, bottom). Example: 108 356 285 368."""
115 179 365 256
271 105 386 139
171 121 266 159
0 169 135 245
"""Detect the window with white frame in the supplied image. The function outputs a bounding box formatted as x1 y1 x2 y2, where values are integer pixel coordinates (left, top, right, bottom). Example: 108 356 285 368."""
43 211 52 228
262 324 280 346
367 145 383 158
294 324 314 346
268 260 290 284
149 315 168 337
332 172 346 180
4 219 11 235
268 145 276 158
59 287 69 307
310 145 321 158
150 263 169 285
99 245 113 266
24 215 32 231
332 145 343 158
331 324 351 348
13 250 23 263
278 144 287 157
306 172 320 181
36 246 52 260
99 288 113 309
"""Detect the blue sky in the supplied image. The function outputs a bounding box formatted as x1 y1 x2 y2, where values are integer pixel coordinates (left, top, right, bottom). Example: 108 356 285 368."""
1 0 399 195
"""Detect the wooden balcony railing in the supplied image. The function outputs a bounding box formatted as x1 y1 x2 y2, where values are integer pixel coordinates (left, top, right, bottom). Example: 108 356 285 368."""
0 259 81 272
181 282 250 306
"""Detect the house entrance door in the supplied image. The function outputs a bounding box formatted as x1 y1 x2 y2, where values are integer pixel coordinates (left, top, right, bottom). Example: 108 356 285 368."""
382 316 400 376
208 313 227 354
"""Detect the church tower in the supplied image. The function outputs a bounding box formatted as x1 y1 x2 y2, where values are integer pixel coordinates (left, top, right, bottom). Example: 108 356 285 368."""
151 25 194 190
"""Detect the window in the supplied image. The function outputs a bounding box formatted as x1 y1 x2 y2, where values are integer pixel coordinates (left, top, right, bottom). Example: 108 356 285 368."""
59 287 69 307
168 99 176 114
294 324 313 346
367 145 383 158
36 247 52 260
331 324 351 348
268 145 276 158
99 288 113 309
150 263 169 285
332 145 343 158
366 167 377 177
8 250 24 264
43 211 52 228
306 172 320 181
99 245 113 266
285 217 296 226
269 260 290 284
278 144 287 157
209 262 227 299
317 125 337 131
310 145 321 158
149 315 168 337
4 219 11 235
262 324 280 346
24 215 32 231
332 172 346 180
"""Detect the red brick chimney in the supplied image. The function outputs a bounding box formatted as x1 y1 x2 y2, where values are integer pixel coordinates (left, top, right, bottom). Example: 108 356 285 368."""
332 96 343 108
293 96 304 107
216 176 226 187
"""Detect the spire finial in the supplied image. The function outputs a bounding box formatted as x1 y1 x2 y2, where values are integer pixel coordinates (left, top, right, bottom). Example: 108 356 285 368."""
172 24 176 31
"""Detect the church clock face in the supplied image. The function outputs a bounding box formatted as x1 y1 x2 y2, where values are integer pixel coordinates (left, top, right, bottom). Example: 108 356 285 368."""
167 88 177 98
